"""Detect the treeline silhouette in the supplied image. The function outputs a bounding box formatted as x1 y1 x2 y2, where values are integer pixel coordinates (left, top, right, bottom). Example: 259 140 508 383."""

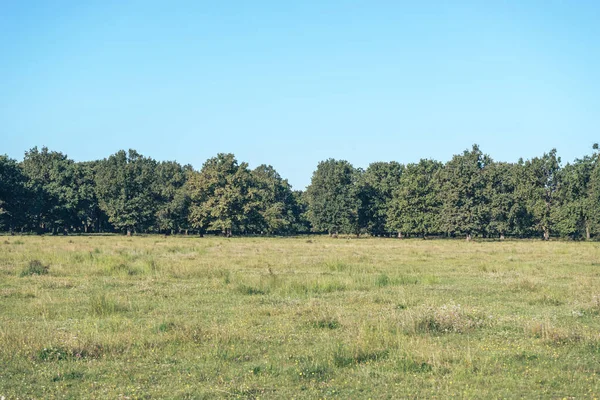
1 144 599 239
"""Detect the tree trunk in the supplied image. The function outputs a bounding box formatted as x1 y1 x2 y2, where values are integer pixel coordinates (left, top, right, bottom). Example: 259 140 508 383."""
543 229 549 241
397 232 403 239
586 224 591 240
500 233 505 240
9 226 14 236
127 228 132 237
466 233 472 242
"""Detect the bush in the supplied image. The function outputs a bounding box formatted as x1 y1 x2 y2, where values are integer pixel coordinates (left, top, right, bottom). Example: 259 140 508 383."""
20 260 49 277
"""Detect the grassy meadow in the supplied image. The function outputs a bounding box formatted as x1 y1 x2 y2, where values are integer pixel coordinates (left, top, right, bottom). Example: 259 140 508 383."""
1 235 599 399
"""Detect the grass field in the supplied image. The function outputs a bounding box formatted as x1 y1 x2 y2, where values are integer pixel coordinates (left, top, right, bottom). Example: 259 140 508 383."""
1 236 599 399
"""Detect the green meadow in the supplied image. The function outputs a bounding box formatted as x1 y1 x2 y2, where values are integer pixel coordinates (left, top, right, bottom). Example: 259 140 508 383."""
1 236 599 399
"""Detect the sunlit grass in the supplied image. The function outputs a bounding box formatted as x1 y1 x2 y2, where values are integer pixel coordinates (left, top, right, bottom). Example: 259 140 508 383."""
0 235 599 398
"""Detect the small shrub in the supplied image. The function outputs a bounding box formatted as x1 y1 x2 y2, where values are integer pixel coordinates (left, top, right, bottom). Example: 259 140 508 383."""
20 260 49 277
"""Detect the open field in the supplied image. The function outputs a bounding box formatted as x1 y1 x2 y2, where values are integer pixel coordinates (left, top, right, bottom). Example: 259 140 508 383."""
1 236 599 399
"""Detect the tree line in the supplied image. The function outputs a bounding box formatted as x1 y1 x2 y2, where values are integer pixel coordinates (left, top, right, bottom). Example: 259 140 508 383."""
1 144 599 240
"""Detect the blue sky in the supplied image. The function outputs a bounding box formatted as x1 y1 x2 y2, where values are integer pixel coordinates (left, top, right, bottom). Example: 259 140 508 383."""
1 1 599 189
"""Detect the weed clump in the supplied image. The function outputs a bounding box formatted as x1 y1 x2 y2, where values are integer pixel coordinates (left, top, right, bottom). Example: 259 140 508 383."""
375 274 390 287
333 344 389 367
236 284 267 295
526 321 583 345
90 293 126 316
37 344 106 361
311 318 340 330
414 303 489 334
20 260 49 277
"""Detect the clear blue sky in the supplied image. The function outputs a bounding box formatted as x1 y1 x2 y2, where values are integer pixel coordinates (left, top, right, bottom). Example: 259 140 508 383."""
2 1 599 189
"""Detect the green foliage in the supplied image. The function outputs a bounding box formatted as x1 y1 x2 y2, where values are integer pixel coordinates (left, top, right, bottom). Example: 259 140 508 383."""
387 159 442 237
358 161 404 236
187 153 258 235
439 144 491 238
250 164 299 234
306 159 360 235
3 144 600 239
21 146 79 233
0 155 30 231
95 149 158 235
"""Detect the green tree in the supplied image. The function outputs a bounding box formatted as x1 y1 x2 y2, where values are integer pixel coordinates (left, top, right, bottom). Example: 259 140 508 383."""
251 164 298 235
95 150 158 236
72 161 109 233
154 161 192 234
484 162 519 239
358 161 404 236
0 155 30 234
554 144 600 239
387 159 442 238
516 149 561 240
21 147 78 234
439 145 491 240
187 153 255 236
290 190 312 233
305 159 360 236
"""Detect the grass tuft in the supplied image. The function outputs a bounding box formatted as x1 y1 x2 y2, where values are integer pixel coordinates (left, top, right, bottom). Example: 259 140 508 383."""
20 260 49 277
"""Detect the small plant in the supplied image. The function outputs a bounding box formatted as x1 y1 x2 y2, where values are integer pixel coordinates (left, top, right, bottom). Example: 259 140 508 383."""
414 303 489 334
156 321 176 333
90 293 124 316
591 294 600 314
20 260 49 277
375 274 391 287
37 346 69 361
526 321 582 345
236 284 267 295
333 344 389 367
311 318 340 330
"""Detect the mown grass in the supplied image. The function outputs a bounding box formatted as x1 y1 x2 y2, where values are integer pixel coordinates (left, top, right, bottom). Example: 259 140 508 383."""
0 235 599 398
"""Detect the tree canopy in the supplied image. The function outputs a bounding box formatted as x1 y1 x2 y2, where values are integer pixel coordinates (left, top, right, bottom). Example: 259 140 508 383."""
1 143 600 239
